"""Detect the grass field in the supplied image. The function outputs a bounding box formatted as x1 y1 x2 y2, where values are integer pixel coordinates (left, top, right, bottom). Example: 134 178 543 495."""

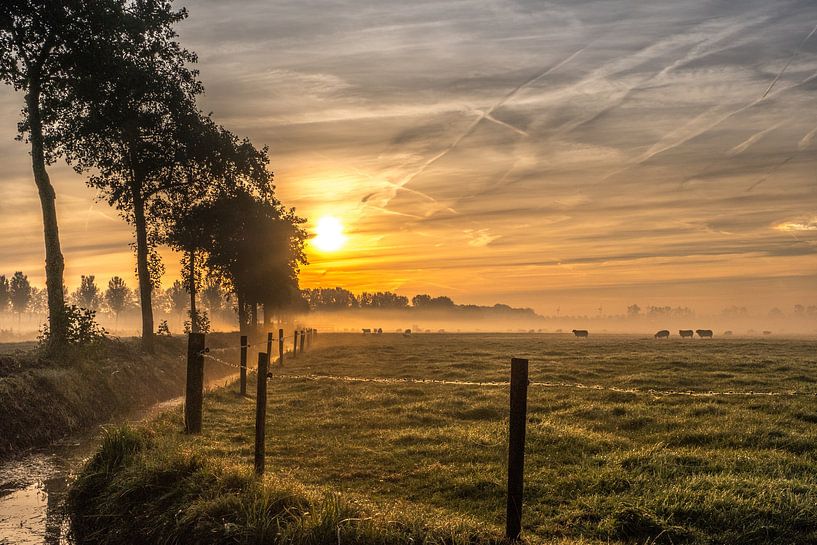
69 333 817 544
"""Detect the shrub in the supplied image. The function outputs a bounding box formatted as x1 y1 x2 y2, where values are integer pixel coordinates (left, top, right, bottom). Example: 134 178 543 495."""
38 304 107 349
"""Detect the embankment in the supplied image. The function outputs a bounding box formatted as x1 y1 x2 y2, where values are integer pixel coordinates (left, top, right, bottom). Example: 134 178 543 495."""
66 421 500 545
0 334 239 459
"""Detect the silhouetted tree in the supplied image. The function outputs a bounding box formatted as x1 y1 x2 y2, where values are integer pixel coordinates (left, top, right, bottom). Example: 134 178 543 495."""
166 280 188 324
9 271 32 321
201 279 225 315
627 304 641 317
198 189 307 334
0 275 9 313
1 2 83 341
51 2 203 350
302 287 358 311
104 276 130 324
359 291 409 309
71 275 101 310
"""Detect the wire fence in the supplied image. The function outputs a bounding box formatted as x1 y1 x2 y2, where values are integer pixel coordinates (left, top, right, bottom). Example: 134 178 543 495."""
194 331 815 400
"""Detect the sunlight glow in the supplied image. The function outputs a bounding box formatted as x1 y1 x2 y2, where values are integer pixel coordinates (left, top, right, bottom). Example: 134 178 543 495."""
312 216 347 252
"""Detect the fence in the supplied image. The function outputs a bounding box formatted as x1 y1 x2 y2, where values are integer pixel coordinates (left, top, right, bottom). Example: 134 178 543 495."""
183 330 805 542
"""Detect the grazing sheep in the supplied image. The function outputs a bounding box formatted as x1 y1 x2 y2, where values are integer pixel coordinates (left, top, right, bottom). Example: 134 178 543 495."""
655 330 670 339
572 329 589 338
723 330 733 336
679 330 694 338
696 329 713 338
403 329 412 337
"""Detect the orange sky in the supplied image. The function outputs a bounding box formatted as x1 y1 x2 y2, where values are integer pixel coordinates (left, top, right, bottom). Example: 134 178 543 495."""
1 0 816 315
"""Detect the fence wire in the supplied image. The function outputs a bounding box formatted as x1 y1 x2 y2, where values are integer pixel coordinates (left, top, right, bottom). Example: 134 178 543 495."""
264 373 817 399
192 332 812 399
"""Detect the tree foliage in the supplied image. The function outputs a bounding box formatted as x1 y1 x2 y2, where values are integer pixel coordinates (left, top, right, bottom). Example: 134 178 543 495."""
71 274 102 309
0 275 9 313
9 271 32 315
104 276 131 318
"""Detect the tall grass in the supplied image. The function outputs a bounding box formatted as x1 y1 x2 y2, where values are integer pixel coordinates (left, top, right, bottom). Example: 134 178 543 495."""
68 426 502 545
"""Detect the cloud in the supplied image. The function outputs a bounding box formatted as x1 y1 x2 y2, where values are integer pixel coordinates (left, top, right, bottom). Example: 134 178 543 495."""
1 0 817 313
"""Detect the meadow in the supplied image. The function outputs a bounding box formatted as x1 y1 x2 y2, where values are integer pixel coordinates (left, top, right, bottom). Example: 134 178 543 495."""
69 333 817 544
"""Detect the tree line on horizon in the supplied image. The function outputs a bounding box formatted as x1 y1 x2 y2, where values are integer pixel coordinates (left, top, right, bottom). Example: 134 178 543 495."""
1 1 306 350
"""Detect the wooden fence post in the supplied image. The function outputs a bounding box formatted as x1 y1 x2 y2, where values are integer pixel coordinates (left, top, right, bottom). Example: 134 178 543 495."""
266 332 273 361
293 329 298 356
278 328 284 367
506 357 529 541
184 333 206 434
299 329 305 353
239 335 248 395
254 352 269 476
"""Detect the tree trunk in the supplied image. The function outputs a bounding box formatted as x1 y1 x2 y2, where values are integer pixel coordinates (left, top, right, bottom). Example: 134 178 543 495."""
263 303 272 329
237 292 247 335
26 89 66 345
132 188 154 350
250 301 258 336
188 250 198 333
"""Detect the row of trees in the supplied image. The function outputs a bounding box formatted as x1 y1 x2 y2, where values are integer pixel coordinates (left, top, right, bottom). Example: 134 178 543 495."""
300 287 539 317
1 1 305 349
0 272 249 327
626 305 696 318
628 304 817 319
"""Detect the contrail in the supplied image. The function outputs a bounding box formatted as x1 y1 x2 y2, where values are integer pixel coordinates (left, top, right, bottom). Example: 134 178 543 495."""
745 154 795 192
381 46 588 209
726 123 781 156
798 125 817 150
762 22 817 98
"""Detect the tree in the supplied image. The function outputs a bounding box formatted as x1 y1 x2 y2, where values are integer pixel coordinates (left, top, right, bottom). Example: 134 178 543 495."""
302 287 358 311
166 280 188 323
1 2 79 341
29 287 47 316
9 271 32 321
359 292 409 309
627 304 641 318
198 189 307 334
104 276 130 323
51 1 203 350
0 275 9 313
201 279 225 315
0 0 143 346
71 274 101 309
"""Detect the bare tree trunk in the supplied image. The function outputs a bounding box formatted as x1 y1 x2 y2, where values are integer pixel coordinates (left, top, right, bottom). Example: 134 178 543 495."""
26 89 66 345
188 250 198 333
132 188 154 351
263 303 272 329
237 292 247 335
250 301 258 336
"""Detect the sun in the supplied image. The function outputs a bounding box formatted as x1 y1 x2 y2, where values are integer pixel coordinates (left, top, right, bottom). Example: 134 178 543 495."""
312 216 347 252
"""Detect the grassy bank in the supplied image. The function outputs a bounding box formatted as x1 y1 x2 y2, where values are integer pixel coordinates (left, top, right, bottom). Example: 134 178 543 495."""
68 333 817 544
0 334 239 458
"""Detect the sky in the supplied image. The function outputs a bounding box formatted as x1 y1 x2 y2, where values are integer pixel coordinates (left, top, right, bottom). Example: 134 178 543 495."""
1 0 816 316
